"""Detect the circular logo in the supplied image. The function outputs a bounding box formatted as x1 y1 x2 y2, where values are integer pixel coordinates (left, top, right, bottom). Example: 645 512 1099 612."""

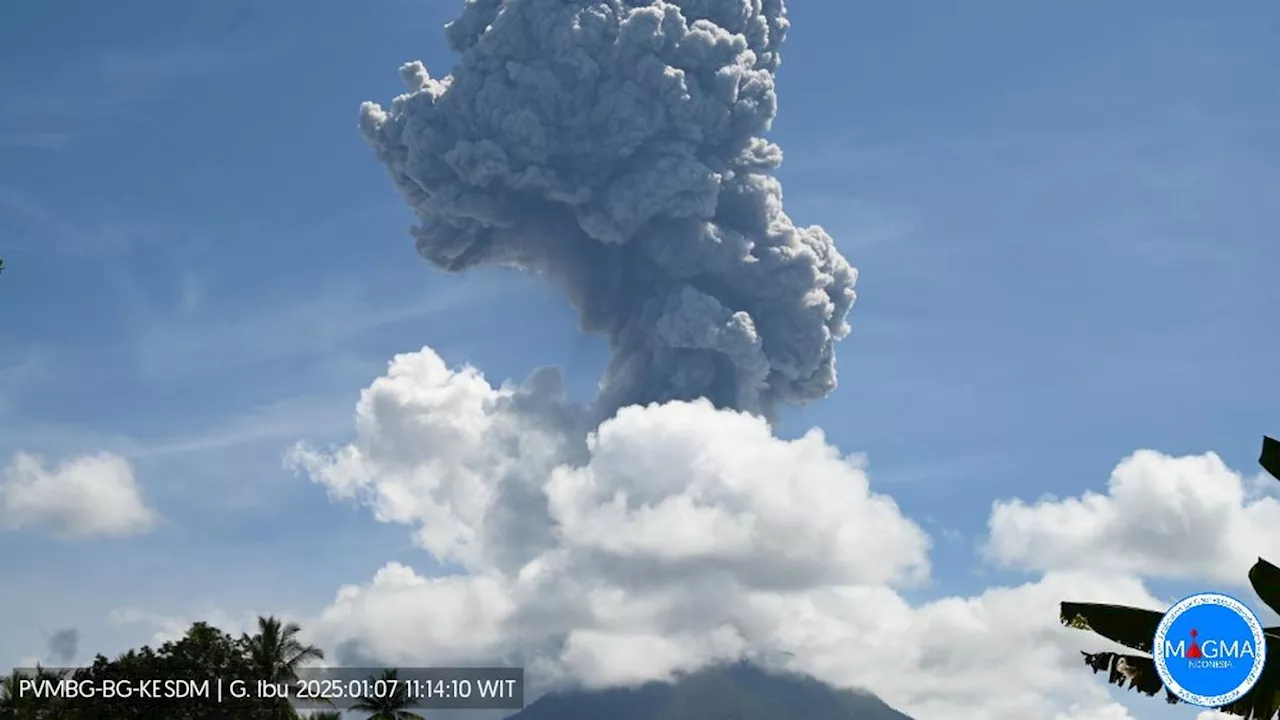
1154 592 1267 707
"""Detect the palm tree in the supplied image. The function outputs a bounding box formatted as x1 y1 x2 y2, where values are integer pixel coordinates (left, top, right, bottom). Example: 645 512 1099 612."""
1062 436 1280 719
302 712 343 720
241 615 327 720
242 616 325 683
350 668 424 720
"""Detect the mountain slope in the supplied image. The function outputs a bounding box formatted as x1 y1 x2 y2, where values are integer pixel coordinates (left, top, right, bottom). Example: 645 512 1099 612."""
508 663 913 720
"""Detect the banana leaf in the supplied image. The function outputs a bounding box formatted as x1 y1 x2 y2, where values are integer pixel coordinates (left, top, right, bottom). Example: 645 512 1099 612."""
1263 436 1280 483
1061 602 1161 653
1079 650 1173 700
1079 633 1280 719
1252 558 1280 618
1218 636 1280 720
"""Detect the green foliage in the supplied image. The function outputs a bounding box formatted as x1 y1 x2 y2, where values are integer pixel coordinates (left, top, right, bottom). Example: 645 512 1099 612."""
1062 436 1280 719
0 616 322 720
349 668 425 720
0 665 68 720
241 616 325 685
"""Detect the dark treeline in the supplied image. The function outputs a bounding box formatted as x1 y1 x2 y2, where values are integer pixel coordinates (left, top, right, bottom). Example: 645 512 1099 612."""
0 616 422 720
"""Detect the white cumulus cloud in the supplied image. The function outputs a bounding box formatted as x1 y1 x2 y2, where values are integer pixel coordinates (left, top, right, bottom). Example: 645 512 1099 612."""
289 347 1260 720
986 449 1280 583
0 452 158 537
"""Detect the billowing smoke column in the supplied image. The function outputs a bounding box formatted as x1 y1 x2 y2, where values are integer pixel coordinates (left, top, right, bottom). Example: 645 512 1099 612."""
359 0 856 417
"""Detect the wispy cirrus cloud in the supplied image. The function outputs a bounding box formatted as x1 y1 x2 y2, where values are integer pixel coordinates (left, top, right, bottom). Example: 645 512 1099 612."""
0 133 73 152
0 346 56 412
123 272 513 381
0 188 190 257
3 40 284 122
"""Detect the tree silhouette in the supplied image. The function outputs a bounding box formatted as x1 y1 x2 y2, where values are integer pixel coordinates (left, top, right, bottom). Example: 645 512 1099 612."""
1062 436 1280 719
241 616 326 717
242 616 325 684
349 668 425 720
10 617 327 719
0 665 68 720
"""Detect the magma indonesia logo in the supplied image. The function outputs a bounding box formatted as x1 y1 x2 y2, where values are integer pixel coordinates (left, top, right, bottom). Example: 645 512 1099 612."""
1154 592 1267 707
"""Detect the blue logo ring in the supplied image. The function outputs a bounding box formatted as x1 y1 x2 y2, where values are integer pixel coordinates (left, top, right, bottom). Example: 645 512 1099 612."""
1153 592 1267 707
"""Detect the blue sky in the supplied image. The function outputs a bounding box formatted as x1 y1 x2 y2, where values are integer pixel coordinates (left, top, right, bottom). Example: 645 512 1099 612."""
1 1 1277 718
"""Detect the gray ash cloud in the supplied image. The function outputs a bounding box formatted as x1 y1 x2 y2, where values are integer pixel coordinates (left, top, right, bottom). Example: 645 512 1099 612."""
46 627 78 664
360 0 856 418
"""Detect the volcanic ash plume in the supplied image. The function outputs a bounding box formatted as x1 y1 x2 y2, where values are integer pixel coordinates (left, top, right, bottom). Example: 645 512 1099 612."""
359 0 857 417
